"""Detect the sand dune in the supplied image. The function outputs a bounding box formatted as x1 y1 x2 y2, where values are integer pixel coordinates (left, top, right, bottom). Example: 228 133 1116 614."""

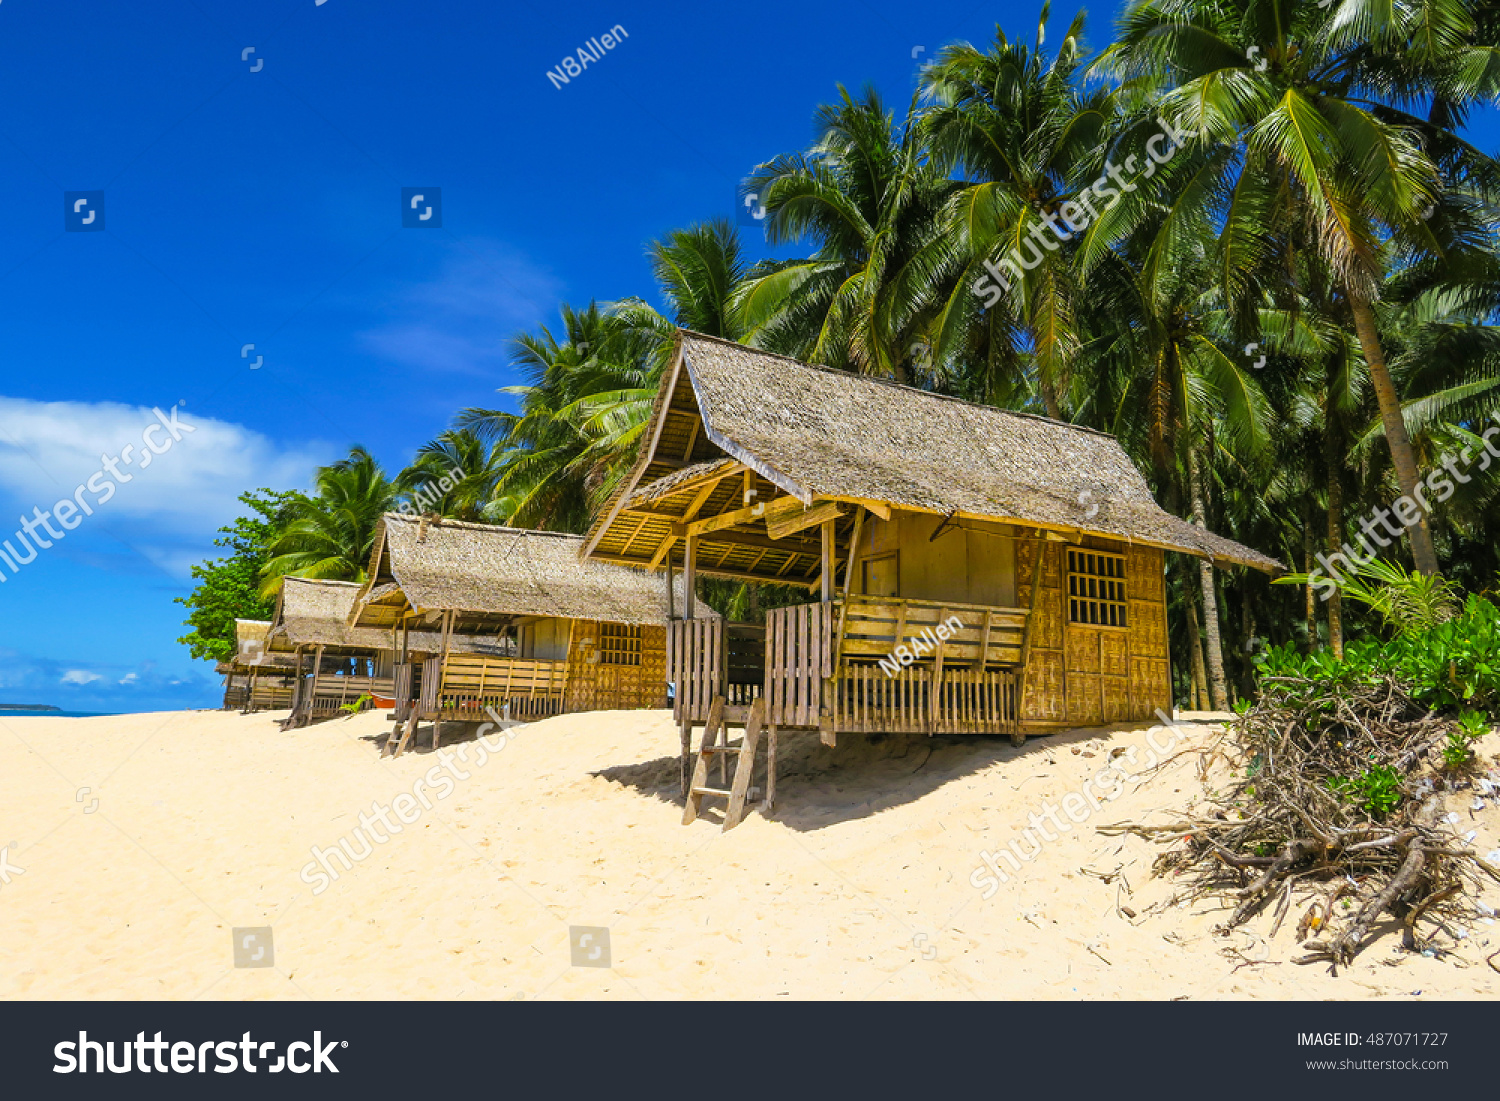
1 707 1496 1000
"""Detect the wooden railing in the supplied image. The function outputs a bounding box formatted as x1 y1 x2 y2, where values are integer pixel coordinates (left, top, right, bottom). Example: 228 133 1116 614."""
405 653 568 720
765 602 833 727
671 597 1026 736
247 679 295 711
393 661 413 721
837 594 1027 668
668 619 764 723
770 597 1024 734
304 674 394 718
830 663 1018 735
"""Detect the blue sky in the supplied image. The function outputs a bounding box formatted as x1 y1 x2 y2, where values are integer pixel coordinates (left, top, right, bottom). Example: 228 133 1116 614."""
0 0 1494 713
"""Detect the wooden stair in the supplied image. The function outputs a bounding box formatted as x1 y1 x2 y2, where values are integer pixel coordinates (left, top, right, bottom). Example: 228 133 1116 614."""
684 696 769 831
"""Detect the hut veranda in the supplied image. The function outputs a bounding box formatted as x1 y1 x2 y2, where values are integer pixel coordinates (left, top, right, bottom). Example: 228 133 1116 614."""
583 332 1281 826
347 514 690 756
266 577 404 728
218 618 298 712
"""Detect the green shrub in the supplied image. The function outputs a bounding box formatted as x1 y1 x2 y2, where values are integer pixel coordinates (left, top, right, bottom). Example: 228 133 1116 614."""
1327 765 1403 818
1441 710 1489 770
1255 595 1500 719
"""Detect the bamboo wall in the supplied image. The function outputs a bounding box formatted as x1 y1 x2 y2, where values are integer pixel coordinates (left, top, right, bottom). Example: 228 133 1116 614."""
1017 536 1171 726
564 620 669 712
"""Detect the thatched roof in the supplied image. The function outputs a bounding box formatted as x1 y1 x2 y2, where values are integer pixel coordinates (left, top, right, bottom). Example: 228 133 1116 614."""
583 331 1281 576
269 577 392 652
227 619 298 671
353 513 689 627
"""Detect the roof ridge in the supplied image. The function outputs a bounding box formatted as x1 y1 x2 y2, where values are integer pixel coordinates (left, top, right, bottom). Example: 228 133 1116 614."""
676 330 1119 442
382 513 585 541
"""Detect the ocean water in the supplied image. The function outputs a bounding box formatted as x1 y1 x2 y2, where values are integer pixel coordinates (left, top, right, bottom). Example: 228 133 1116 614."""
0 709 115 718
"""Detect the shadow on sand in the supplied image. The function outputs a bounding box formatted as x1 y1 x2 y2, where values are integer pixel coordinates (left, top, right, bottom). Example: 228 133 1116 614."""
592 721 1166 832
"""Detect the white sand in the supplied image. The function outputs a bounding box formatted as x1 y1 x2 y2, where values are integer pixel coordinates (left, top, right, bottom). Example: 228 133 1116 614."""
1 706 1496 1000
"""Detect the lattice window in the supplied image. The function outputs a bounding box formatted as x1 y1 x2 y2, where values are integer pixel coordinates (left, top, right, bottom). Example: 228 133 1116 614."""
1067 549 1128 628
598 622 643 666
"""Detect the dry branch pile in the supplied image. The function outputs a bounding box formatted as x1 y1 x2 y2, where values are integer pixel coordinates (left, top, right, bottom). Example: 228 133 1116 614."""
1119 674 1499 973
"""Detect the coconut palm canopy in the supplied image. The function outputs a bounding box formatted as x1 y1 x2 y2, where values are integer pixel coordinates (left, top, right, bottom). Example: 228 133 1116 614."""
583 331 1281 583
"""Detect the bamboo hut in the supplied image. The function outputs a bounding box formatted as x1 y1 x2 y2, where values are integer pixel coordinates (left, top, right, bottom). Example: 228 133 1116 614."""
267 577 401 728
348 513 693 756
219 618 299 712
582 332 1283 826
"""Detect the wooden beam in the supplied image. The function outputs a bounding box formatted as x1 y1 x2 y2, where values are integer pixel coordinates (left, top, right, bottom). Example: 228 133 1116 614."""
674 499 772 538
617 513 652 557
1014 535 1046 746
684 534 697 620
680 420 700 462
767 501 844 542
827 496 892 521
651 460 743 504
832 506 866 666
649 475 732 568
820 519 835 603
673 528 822 558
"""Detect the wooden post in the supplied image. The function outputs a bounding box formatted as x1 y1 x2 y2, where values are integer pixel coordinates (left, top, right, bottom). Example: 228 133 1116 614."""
832 507 865 667
1014 536 1046 746
684 534 697 620
665 558 675 620
765 724 777 811
434 610 453 751
820 519 835 603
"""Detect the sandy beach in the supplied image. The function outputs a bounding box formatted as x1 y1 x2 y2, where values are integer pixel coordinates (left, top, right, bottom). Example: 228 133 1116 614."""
2 707 1496 1001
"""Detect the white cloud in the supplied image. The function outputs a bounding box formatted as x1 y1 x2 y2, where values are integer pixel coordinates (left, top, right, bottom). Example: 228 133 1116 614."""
61 669 102 685
119 673 138 685
359 241 563 375
0 397 336 555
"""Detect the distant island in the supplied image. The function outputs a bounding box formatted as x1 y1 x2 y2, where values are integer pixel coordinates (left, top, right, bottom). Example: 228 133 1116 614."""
0 704 62 712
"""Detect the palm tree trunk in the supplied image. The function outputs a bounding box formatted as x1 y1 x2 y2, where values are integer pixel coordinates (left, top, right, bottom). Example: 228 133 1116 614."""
1348 294 1440 576
1186 594 1209 712
1039 377 1063 421
1187 448 1229 710
1302 520 1318 651
1327 472 1345 660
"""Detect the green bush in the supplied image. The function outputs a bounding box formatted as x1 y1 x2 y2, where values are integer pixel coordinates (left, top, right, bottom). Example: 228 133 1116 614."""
1327 766 1404 818
1255 595 1500 719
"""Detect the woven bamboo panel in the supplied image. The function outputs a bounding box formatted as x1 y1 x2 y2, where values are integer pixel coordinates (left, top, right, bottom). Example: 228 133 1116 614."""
1130 656 1171 715
1023 649 1066 721
1066 626 1102 673
566 620 669 711
1067 672 1103 724
1125 545 1170 711
1101 631 1130 676
1018 538 1067 723
1103 675 1133 722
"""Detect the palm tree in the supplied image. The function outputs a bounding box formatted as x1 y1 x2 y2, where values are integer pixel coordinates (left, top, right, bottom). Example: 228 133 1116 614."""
1098 0 1500 576
465 223 754 531
1078 239 1273 709
920 7 1116 415
732 85 959 384
260 447 395 595
394 429 507 522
